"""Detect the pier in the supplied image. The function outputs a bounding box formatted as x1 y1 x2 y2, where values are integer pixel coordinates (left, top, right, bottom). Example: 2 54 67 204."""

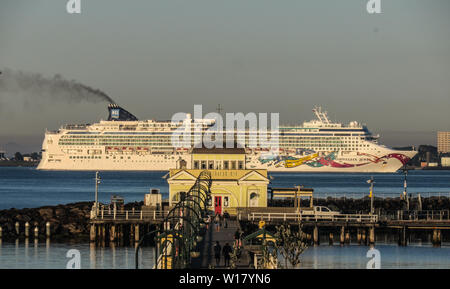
89 208 165 245
237 208 450 247
88 200 450 268
83 165 450 269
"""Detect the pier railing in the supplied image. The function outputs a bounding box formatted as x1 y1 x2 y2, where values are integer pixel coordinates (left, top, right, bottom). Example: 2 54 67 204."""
238 212 378 223
311 192 450 200
91 208 166 221
379 210 450 222
237 210 450 223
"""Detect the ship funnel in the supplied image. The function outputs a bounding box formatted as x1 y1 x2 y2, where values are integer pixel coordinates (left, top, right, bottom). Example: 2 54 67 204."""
107 104 138 121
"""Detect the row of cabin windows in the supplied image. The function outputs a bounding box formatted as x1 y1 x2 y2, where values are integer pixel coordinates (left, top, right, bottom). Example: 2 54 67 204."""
193 160 244 170
69 156 101 159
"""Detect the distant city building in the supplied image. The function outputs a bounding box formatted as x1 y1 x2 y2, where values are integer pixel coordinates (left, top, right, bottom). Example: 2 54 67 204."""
437 132 450 153
0 150 6 160
442 157 450 167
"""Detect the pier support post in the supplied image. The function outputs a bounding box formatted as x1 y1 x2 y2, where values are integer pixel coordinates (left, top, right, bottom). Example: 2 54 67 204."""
118 225 123 246
110 225 116 242
101 225 106 245
329 232 334 245
357 228 361 244
432 229 441 247
46 222 51 238
369 226 375 245
361 229 367 245
313 226 319 246
34 226 39 239
340 226 345 245
345 231 350 244
15 222 20 235
134 224 140 243
129 224 134 244
90 224 96 243
306 233 312 245
25 222 30 238
0 226 2 239
98 224 105 243
398 226 407 246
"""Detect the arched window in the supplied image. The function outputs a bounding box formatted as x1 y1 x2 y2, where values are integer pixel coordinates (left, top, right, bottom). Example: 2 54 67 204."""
249 192 259 207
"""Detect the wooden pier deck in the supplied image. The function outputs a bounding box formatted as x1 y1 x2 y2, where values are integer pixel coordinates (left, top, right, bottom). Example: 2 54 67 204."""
191 219 251 269
89 208 165 244
89 206 450 251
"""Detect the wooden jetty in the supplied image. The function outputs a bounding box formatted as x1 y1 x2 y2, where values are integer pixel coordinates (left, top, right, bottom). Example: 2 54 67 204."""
236 208 450 247
89 206 450 247
88 205 450 270
89 207 166 244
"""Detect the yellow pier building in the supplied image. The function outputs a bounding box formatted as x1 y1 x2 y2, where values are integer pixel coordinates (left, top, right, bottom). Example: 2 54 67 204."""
168 145 269 215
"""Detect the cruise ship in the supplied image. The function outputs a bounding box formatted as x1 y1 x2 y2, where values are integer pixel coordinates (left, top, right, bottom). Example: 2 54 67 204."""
37 105 417 172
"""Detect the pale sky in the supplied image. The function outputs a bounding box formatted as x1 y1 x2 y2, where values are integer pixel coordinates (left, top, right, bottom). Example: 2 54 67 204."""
1 0 449 154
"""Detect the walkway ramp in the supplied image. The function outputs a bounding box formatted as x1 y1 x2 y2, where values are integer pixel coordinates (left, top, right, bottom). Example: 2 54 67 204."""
191 219 251 269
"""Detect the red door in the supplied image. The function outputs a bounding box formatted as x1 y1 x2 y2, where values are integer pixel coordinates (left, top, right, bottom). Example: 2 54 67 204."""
214 196 222 215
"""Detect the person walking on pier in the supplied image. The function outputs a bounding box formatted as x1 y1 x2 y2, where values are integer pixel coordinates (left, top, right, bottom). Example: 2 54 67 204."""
214 213 221 232
223 210 230 228
234 229 241 249
222 243 232 267
206 214 211 230
214 241 222 266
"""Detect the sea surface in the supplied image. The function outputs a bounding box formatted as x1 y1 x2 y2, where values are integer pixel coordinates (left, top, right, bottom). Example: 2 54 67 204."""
1 242 450 269
1 167 450 210
0 167 450 269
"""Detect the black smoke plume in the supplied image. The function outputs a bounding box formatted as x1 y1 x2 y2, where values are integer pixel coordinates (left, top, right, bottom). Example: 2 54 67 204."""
0 68 116 105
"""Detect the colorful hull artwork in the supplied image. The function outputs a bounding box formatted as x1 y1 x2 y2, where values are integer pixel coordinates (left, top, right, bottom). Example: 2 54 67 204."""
285 153 320 168
258 151 412 169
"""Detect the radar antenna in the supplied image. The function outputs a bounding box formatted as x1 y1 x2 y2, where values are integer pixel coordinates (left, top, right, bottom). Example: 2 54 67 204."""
312 106 331 124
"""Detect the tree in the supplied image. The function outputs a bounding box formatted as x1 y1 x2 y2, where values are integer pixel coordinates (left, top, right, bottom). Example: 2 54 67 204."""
14 152 23 161
31 152 40 160
257 238 278 269
273 223 308 268
229 243 239 269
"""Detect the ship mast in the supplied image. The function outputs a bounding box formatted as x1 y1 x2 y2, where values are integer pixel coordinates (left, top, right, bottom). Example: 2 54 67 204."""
312 106 331 124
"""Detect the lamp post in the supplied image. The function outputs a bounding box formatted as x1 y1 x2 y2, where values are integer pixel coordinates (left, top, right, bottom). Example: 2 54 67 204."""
367 176 375 215
95 171 101 215
401 166 409 211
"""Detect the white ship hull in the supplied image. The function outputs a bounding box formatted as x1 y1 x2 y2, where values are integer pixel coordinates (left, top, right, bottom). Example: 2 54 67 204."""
37 105 417 173
38 148 416 173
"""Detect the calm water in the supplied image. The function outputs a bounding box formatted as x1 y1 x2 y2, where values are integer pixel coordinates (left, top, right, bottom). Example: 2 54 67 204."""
0 241 155 269
1 167 450 210
300 244 450 269
1 241 449 269
1 167 450 269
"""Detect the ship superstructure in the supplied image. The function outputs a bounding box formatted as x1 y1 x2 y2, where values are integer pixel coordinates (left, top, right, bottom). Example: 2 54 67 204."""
37 105 416 172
